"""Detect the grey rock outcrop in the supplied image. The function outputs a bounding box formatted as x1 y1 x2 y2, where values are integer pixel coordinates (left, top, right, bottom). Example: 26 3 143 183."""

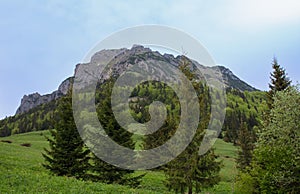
74 45 257 92
15 45 257 115
15 77 73 115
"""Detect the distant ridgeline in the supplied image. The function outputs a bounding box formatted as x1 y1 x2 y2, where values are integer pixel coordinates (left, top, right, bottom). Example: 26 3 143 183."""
0 45 267 143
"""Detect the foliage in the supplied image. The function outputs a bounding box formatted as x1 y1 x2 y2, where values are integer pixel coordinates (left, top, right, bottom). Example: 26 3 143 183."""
87 79 144 187
266 57 291 109
0 100 56 136
42 91 90 179
236 121 255 171
234 172 256 194
0 77 267 150
222 88 265 144
144 58 220 194
238 86 300 193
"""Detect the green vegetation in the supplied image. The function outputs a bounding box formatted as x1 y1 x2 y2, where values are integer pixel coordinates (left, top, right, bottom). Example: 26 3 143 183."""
236 86 300 193
1 56 297 193
43 91 90 179
0 131 238 193
91 80 144 186
266 57 291 110
0 85 267 144
236 121 255 171
222 89 266 144
234 61 298 194
163 60 221 194
0 100 56 136
0 64 267 194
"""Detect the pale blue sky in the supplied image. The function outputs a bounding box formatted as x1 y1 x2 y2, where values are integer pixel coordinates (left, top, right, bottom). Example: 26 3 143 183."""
0 0 300 119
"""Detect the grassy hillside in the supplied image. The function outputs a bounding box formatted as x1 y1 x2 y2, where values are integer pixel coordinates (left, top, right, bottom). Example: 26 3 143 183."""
0 131 238 193
0 87 267 144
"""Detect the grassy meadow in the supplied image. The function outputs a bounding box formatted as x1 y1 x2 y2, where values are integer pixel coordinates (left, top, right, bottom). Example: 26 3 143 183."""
0 131 238 193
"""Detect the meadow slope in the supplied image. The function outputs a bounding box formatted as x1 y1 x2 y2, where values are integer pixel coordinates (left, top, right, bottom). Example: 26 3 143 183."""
0 131 238 193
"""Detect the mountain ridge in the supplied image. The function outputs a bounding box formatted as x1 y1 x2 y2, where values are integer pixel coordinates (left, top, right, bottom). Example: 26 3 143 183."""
15 45 258 115
15 77 73 115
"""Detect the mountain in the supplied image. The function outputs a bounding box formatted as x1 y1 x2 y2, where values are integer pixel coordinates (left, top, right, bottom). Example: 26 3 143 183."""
15 45 257 115
0 45 266 139
15 77 73 115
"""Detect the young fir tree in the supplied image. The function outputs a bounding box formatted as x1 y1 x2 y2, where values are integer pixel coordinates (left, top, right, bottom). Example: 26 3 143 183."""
163 57 221 194
90 80 143 187
236 121 255 171
42 90 90 179
267 57 291 109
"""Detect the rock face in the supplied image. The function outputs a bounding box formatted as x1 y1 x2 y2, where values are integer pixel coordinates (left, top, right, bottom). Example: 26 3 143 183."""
15 45 257 115
15 77 73 115
74 45 257 92
216 66 257 92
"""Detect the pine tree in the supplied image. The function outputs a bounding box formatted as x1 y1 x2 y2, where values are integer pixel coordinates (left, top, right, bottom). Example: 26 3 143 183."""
90 80 143 187
236 121 255 171
42 91 90 179
163 57 221 194
164 86 221 193
267 57 291 109
165 135 221 194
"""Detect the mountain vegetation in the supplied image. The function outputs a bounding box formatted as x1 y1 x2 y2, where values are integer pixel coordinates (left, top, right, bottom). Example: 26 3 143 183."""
134 59 222 193
42 91 90 179
0 130 238 193
266 57 291 110
90 79 145 187
0 46 298 193
0 87 267 141
235 86 300 193
0 100 56 136
235 59 299 194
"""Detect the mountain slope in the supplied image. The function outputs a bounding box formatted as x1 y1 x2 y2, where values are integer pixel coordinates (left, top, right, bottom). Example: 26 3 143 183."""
15 77 73 115
0 130 238 193
0 45 264 138
15 45 257 115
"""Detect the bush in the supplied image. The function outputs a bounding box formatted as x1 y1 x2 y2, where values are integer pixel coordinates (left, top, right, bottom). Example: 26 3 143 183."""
234 172 255 194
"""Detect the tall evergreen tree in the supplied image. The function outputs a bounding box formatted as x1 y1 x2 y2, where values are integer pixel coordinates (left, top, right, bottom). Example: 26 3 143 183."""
164 85 221 194
42 91 90 179
90 80 143 187
267 57 291 109
163 58 221 194
236 121 255 171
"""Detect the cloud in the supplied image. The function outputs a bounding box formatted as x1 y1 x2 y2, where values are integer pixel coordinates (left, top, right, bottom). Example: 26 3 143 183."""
224 0 300 29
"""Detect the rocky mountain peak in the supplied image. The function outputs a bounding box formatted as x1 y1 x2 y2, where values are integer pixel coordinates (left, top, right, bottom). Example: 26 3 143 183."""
215 65 257 91
15 77 73 115
15 45 257 115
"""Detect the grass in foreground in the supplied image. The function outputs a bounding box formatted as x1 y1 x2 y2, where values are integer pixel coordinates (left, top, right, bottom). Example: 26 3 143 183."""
0 131 238 193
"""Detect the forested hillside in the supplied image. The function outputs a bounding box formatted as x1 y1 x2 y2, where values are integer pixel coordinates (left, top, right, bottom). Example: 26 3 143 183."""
0 87 267 144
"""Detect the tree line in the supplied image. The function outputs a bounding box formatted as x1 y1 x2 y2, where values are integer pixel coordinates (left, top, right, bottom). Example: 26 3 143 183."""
235 58 299 193
43 58 222 194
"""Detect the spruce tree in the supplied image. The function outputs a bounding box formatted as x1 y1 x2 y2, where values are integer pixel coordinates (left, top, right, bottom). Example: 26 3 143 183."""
90 80 143 187
236 121 255 171
163 58 221 194
42 91 90 179
267 57 291 109
164 84 221 194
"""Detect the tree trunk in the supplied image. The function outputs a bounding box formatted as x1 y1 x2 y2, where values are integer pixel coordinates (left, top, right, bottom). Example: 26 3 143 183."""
188 184 193 194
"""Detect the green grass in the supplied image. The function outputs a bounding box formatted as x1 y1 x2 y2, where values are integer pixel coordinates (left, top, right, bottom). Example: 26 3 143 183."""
0 131 238 193
210 139 239 193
